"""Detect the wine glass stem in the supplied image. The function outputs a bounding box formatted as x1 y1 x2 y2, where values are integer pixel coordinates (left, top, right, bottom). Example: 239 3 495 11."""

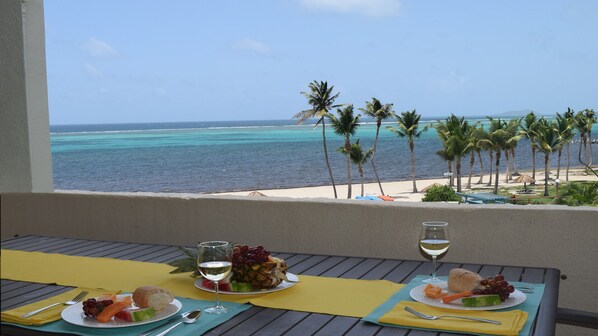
214 281 221 307
431 255 437 279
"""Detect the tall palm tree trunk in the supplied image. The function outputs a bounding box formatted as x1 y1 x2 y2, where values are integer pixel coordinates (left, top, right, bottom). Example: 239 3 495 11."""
579 134 585 173
532 144 536 180
504 149 511 183
511 148 519 175
487 150 494 187
371 123 384 195
321 120 337 198
345 138 352 199
476 150 484 184
544 151 550 196
494 151 501 194
566 142 571 181
449 161 454 187
589 129 593 169
456 156 462 192
467 151 474 189
409 141 417 192
556 148 563 180
359 165 365 196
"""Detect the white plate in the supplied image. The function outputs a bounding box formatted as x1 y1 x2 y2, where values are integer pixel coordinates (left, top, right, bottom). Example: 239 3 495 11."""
61 295 182 328
409 281 526 311
194 273 299 295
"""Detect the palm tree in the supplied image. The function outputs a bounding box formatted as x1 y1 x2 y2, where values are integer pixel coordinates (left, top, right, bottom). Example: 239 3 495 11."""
328 105 360 199
482 117 514 194
436 149 455 187
294 81 341 198
507 118 522 177
465 123 482 189
387 109 429 192
434 115 469 192
343 139 374 197
575 111 589 172
581 108 596 171
504 119 522 182
473 127 490 184
535 118 562 196
486 145 494 187
519 112 539 179
359 98 395 195
555 112 574 180
564 108 576 181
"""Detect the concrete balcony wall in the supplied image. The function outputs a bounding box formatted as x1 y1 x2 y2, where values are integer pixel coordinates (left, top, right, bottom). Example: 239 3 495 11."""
1 192 597 335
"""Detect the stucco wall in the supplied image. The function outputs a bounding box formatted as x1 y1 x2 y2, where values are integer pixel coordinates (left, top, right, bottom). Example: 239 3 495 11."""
0 0 53 193
1 192 597 334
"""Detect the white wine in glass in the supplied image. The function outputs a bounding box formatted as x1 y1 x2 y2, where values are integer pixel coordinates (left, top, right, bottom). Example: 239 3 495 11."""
197 241 233 314
419 221 450 283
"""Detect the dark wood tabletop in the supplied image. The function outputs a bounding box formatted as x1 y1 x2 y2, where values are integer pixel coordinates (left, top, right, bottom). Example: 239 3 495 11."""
1 235 560 336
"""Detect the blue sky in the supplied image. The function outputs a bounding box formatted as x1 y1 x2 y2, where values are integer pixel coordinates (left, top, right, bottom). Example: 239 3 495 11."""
44 0 597 125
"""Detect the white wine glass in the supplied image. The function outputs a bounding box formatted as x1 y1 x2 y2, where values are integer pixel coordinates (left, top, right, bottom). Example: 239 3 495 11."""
197 241 233 314
419 221 450 283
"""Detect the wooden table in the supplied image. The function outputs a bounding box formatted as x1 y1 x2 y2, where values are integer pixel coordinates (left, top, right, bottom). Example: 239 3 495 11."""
1 235 560 336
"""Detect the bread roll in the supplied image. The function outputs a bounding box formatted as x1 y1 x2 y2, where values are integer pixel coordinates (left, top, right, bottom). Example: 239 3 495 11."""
447 268 482 292
132 286 174 310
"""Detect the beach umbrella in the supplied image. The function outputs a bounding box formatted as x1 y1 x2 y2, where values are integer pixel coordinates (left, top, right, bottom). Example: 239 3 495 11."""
247 191 267 197
514 174 535 191
421 182 444 192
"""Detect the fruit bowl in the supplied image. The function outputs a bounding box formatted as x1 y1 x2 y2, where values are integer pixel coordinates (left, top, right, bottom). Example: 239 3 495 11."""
168 243 289 293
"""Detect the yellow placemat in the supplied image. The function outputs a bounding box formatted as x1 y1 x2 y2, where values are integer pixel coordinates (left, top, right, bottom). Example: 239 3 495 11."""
379 301 528 336
1 249 404 318
251 275 401 318
1 287 120 325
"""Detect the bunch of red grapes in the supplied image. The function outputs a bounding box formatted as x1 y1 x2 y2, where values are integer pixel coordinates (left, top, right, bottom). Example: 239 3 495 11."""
82 298 113 318
472 274 515 302
232 245 270 268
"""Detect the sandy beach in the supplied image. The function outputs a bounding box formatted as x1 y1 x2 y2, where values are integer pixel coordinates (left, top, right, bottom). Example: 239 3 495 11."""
215 168 597 201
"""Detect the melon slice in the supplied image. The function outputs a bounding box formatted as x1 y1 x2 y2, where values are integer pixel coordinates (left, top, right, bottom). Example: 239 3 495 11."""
114 307 156 322
461 295 502 307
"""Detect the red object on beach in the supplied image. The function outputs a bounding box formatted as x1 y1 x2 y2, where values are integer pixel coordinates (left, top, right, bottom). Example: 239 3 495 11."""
377 195 394 201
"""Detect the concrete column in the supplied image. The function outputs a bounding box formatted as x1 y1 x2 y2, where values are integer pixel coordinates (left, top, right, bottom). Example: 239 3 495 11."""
0 0 53 192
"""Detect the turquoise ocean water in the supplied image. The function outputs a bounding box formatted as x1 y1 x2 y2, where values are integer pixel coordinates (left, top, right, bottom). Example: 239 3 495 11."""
50 119 598 193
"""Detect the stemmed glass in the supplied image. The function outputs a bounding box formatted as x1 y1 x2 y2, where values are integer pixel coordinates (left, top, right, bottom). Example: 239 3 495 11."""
419 221 450 283
197 241 233 314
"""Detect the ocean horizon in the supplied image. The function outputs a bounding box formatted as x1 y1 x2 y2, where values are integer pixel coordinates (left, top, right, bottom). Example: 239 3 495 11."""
50 118 598 194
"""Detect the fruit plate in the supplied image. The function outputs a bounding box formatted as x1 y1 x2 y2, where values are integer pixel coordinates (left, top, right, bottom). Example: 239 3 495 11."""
61 294 182 328
409 281 526 311
194 272 299 295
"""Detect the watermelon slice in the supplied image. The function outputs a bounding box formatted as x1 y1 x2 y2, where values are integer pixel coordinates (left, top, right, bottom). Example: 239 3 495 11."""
114 307 156 322
201 278 232 292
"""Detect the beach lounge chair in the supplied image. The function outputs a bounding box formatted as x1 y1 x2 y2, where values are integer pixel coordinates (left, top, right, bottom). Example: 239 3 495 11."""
377 195 394 201
355 196 383 201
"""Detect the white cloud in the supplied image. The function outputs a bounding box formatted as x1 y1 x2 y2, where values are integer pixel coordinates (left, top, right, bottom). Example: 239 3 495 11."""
232 38 272 55
300 0 400 17
83 62 102 77
82 38 118 58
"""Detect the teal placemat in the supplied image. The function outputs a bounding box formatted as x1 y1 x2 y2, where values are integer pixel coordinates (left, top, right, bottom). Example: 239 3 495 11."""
3 297 250 336
362 275 545 336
